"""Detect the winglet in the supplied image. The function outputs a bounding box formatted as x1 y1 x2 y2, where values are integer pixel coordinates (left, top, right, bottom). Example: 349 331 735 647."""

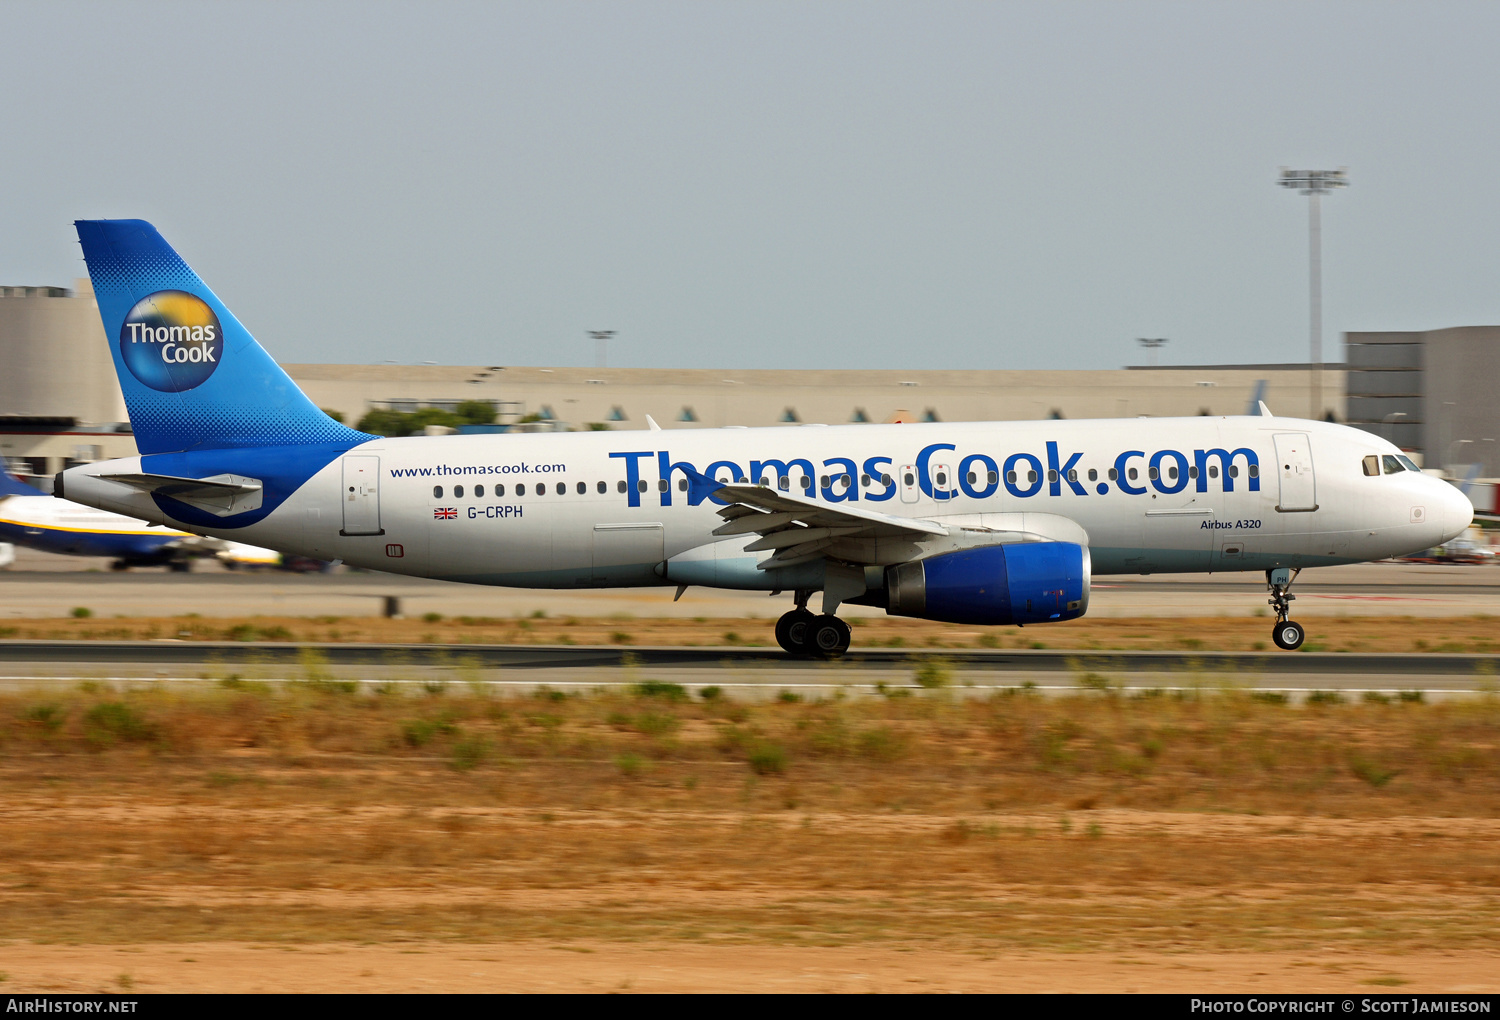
1258 401 1273 418
682 466 730 505
645 415 662 431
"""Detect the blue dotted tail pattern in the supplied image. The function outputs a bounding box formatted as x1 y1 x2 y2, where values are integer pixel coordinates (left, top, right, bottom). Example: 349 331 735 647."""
75 219 374 455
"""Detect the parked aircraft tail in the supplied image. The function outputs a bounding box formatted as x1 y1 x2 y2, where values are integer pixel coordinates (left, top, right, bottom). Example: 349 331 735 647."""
0 462 47 498
73 219 372 455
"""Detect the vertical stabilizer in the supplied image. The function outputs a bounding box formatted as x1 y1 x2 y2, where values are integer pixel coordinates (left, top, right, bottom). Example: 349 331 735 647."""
0 463 47 498
74 219 372 455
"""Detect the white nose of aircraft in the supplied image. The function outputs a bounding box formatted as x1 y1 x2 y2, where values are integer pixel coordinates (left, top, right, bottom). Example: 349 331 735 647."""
1436 478 1475 544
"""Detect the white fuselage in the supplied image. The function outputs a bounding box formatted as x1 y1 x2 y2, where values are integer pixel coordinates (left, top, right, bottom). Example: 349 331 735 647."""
60 414 1473 592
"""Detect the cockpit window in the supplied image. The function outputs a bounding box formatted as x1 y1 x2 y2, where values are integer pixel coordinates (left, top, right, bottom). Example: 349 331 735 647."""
1397 455 1420 472
1362 455 1380 477
1383 455 1405 475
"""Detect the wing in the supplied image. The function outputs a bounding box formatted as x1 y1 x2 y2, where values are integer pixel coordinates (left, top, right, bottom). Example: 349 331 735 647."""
694 473 949 570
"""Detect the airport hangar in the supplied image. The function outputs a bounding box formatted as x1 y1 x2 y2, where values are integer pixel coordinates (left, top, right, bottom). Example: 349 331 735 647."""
1 278 1494 514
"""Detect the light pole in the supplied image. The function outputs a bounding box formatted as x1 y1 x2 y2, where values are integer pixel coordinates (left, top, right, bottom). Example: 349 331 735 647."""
1278 167 1348 421
1381 410 1407 448
1136 337 1168 368
589 330 616 370
1447 438 1473 475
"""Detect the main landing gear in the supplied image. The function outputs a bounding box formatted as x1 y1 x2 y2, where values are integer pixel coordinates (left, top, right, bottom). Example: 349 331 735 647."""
774 592 851 659
1267 567 1305 650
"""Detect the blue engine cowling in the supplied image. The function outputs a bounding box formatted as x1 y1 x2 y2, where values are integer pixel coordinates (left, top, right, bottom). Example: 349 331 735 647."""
885 541 1090 626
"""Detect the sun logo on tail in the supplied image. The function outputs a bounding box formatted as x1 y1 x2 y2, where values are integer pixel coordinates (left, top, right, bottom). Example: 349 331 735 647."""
118 290 224 392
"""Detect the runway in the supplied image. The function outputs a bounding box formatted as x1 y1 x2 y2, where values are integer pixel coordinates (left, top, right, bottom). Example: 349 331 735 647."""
1 548 1498 620
1 640 1494 699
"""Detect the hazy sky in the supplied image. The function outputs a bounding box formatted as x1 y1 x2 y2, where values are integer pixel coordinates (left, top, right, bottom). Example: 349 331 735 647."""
3 1 1498 371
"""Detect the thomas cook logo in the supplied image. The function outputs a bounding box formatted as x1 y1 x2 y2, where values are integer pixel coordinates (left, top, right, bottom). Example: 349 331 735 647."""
118 290 224 392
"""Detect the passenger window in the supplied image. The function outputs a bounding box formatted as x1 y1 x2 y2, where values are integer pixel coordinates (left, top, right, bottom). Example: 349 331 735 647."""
1148 467 1159 480
617 480 627 493
935 472 947 486
1249 464 1259 478
1362 455 1380 476
578 481 587 495
987 471 997 484
555 482 565 495
1108 468 1118 481
433 485 444 499
637 479 648 493
597 481 606 494
780 476 790 489
1006 471 1016 484
1209 465 1218 478
881 474 892 485
495 483 505 497
475 484 485 497
517 483 526 496
1067 469 1078 482
903 473 914 486
800 476 812 490
1047 469 1058 483
1087 469 1097 482
1187 466 1197 479
535 483 545 497
1027 470 1038 483
1168 466 1178 480
1229 466 1238 478
455 484 465 498
678 478 688 491
1128 468 1138 481
657 479 668 492
861 474 871 487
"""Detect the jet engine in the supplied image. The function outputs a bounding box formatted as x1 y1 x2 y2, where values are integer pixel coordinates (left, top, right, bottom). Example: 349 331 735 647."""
885 541 1090 626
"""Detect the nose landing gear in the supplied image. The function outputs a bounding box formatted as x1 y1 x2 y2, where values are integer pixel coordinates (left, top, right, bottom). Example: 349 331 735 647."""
1267 567 1305 650
774 591 851 659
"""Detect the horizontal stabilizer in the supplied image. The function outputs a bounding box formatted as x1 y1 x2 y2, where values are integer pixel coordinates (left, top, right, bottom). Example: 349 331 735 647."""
95 471 264 517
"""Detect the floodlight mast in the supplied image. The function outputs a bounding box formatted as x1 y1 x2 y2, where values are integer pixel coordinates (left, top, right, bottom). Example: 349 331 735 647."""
1277 167 1348 420
1136 337 1168 368
589 330 617 369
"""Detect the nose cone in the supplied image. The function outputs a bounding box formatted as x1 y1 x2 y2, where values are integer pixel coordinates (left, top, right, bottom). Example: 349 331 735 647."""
1437 480 1475 544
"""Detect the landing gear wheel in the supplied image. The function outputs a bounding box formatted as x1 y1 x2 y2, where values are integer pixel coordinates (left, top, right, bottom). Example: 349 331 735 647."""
775 609 816 656
805 614 852 659
1272 619 1305 651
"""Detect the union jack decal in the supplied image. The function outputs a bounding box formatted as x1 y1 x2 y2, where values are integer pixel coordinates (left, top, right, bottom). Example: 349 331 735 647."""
434 507 457 519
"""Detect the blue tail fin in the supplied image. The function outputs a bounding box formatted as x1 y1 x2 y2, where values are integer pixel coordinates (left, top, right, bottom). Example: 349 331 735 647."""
0 462 47 497
74 219 373 455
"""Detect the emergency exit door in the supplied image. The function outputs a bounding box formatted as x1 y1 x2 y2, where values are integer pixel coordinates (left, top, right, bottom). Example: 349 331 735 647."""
340 455 384 536
1273 433 1317 512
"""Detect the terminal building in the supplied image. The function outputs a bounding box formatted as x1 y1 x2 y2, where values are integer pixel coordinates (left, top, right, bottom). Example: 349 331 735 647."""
286 362 1344 435
1345 326 1500 480
2 278 1494 515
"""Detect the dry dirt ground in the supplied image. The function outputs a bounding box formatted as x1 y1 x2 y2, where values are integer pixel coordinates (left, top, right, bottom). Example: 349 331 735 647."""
9 611 1500 653
1 685 1497 993
3 943 1498 994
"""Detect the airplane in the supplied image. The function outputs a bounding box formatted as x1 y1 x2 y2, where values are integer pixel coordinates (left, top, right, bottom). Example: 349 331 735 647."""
0 460 283 571
56 219 1474 654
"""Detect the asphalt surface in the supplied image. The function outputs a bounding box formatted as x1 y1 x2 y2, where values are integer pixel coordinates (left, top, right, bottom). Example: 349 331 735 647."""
2 548 1498 619
1 640 1497 676
0 641 1494 701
